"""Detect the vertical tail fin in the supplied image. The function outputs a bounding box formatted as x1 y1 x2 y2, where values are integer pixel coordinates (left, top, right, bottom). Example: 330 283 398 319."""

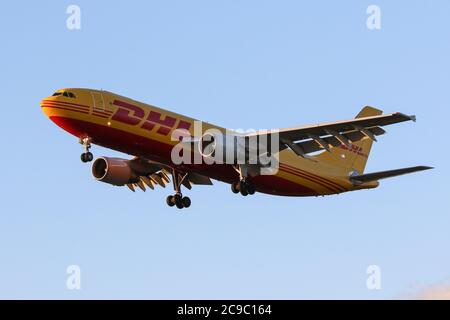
313 106 382 174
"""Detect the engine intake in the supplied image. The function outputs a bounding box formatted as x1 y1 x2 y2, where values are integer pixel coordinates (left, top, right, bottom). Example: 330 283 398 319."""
92 157 134 186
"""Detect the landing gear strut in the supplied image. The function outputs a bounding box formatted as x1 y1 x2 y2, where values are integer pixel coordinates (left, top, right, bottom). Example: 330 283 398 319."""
80 137 93 163
166 169 191 209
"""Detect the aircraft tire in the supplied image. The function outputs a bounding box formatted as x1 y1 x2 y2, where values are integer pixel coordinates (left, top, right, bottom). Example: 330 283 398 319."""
239 180 249 196
81 152 93 163
182 196 191 208
166 195 175 207
247 184 256 195
174 194 184 209
231 182 240 194
86 152 93 162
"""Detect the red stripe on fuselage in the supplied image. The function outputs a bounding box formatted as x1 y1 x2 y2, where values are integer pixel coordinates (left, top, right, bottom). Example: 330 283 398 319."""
281 163 347 192
43 102 112 119
42 101 88 111
42 104 89 115
92 112 109 118
41 99 91 110
42 100 113 116
279 165 340 194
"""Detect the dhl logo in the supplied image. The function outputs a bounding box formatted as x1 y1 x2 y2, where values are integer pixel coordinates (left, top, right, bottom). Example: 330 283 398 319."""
339 144 368 158
111 100 191 136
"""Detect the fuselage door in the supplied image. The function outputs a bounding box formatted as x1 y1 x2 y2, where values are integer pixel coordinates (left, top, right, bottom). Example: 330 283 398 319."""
91 91 105 114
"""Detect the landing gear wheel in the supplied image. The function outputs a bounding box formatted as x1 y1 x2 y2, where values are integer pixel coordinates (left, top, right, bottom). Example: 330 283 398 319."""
233 180 255 196
182 196 191 208
174 193 184 209
246 184 256 195
240 188 249 196
80 152 93 163
167 194 191 209
166 195 175 207
231 182 240 194
86 152 93 162
239 180 249 196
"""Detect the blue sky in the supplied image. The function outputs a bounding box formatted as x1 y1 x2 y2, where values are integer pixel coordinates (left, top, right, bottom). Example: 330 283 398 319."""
0 1 448 299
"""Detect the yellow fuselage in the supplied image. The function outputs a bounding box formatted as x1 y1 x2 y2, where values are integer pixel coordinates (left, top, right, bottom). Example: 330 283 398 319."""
41 88 378 196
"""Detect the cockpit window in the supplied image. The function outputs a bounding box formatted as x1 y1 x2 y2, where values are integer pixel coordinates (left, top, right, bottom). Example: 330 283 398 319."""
53 91 76 98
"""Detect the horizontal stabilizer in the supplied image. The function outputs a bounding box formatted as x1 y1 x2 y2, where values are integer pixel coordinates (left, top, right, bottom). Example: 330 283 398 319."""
350 166 433 184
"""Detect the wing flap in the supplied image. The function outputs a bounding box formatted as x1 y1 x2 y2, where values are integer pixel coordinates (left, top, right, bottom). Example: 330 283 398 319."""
290 126 386 155
110 157 214 192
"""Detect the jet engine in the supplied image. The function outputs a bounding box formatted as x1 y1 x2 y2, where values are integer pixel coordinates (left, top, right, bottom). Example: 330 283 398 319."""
92 157 136 186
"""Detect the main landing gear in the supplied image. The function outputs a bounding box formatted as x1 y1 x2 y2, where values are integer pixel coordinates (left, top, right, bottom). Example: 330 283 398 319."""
166 169 191 209
166 193 191 209
231 179 256 196
231 165 256 196
80 137 93 163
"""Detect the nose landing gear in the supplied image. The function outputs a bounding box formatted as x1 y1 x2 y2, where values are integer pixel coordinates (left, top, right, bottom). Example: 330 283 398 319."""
80 137 93 163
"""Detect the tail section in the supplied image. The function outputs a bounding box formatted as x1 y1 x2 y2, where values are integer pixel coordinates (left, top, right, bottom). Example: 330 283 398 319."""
314 106 382 174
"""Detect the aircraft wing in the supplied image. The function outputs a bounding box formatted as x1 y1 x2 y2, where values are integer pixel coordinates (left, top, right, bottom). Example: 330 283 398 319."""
125 158 213 192
248 110 416 157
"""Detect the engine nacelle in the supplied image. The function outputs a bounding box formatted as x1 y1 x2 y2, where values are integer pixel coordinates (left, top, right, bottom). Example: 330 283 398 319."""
92 157 135 186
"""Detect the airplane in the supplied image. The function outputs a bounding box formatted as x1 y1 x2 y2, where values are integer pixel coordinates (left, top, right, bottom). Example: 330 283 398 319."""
41 88 432 209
